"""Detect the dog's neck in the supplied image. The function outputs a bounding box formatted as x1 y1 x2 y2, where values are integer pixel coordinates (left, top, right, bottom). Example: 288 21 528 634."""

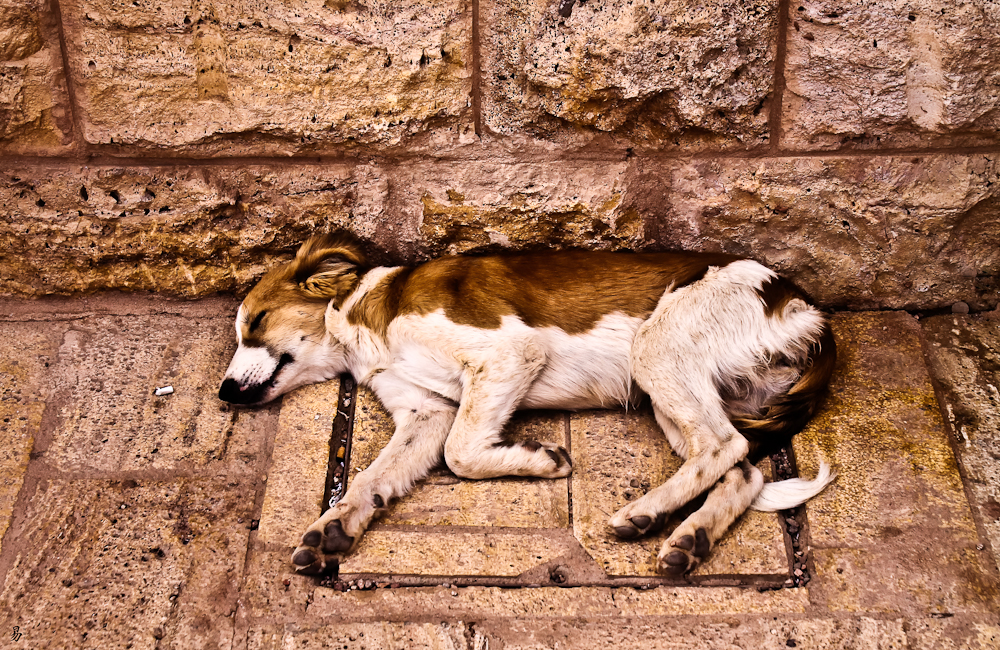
324 265 401 384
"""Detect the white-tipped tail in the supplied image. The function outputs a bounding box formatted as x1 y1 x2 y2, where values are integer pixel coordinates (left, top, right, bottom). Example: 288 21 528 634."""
750 461 836 512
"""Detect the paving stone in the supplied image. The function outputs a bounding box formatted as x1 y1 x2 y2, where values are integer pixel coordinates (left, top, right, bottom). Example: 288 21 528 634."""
44 314 264 473
480 616 913 650
0 321 64 555
240 546 318 619
904 617 1000 650
61 0 473 154
246 621 470 650
569 406 787 577
793 312 997 614
783 0 1000 150
922 314 1000 575
481 0 775 151
310 584 808 619
339 529 580 577
0 478 253 649
258 379 340 546
351 387 570 528
0 0 73 153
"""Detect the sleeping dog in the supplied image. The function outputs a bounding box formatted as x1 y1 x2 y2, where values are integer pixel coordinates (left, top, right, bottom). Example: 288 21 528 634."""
219 234 836 576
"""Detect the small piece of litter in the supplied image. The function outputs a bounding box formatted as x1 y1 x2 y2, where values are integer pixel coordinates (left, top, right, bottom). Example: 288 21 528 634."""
154 386 174 396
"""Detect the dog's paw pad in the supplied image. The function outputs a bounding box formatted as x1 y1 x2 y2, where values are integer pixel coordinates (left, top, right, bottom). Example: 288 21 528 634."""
322 520 354 554
290 547 337 576
611 512 666 539
658 526 711 576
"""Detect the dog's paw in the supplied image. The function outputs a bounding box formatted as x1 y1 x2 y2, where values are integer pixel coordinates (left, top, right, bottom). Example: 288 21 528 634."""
608 508 667 539
526 440 573 478
291 512 359 576
657 525 711 576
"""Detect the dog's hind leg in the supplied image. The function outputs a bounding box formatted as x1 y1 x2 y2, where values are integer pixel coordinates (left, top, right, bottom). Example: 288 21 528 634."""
291 376 456 575
658 459 764 575
443 336 572 480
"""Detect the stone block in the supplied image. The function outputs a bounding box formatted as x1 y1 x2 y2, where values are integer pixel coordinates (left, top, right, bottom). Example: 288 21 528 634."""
922 314 1000 574
0 321 64 554
783 0 1000 150
481 0 775 151
569 407 787 577
658 154 1000 310
258 379 340 546
339 528 580 577
246 622 470 650
793 312 997 614
61 0 473 154
394 160 639 259
0 478 254 649
44 314 265 472
0 0 72 153
0 164 382 297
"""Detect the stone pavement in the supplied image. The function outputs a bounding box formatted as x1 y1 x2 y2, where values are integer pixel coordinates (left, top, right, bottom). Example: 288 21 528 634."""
0 295 997 649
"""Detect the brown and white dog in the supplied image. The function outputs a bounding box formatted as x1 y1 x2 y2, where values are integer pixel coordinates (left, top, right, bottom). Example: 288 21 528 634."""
219 234 836 576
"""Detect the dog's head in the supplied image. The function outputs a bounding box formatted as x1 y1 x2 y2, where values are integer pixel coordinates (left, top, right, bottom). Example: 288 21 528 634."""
218 234 366 405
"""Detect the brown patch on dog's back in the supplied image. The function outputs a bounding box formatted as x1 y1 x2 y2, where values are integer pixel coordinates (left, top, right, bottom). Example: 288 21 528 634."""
347 267 414 336
396 251 740 334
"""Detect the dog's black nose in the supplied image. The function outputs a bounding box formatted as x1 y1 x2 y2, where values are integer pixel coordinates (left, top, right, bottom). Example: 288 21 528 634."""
218 377 257 404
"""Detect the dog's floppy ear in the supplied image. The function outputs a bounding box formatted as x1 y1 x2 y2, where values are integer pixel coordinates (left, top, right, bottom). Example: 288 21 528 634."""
290 234 368 306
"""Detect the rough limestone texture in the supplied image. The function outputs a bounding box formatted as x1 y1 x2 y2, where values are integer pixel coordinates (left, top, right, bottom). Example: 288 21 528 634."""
922 313 1000 575
0 164 387 296
0 322 63 556
0 478 254 650
659 154 1000 310
784 0 1000 150
43 314 264 473
60 0 473 154
0 0 72 153
481 0 775 151
400 159 639 257
794 312 997 615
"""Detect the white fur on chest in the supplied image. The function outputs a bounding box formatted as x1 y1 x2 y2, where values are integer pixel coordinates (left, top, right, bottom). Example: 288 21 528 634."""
378 311 644 411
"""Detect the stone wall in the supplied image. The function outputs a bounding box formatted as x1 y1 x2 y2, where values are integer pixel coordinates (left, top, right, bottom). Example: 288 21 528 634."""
1 0 998 309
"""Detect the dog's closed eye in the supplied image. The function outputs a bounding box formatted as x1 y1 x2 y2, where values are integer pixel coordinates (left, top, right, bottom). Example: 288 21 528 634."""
249 311 267 332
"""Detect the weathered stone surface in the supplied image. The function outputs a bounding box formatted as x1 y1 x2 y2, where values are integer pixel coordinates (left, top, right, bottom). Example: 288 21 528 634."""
246 622 471 650
481 617 912 650
61 0 473 154
0 478 253 650
351 387 569 528
0 322 64 554
569 407 787 578
783 0 1000 150
922 313 1000 574
0 164 384 296
794 312 997 614
0 0 72 153
658 154 1000 310
44 314 265 472
258 379 339 546
339 528 580 576
481 0 775 151
394 159 639 259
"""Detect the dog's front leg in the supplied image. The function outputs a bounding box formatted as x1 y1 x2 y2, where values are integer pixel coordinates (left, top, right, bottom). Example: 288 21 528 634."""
443 339 572 480
291 380 456 575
